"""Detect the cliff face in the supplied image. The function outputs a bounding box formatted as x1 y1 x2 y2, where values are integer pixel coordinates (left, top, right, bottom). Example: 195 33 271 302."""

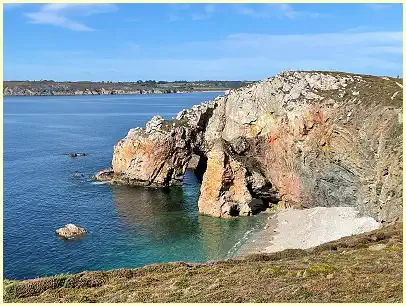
95 71 403 222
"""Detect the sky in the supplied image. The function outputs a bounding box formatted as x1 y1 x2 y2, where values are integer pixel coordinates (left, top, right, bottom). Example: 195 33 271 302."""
3 3 403 81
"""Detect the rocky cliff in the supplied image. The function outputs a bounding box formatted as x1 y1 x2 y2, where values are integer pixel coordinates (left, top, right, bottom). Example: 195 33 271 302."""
4 85 181 96
3 80 244 96
95 71 403 223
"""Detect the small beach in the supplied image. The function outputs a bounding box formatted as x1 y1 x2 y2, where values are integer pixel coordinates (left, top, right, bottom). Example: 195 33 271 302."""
235 206 381 257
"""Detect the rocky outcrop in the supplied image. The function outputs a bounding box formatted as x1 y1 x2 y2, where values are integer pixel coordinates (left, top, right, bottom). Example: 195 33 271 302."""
100 101 217 187
66 152 86 158
56 224 87 239
95 71 403 222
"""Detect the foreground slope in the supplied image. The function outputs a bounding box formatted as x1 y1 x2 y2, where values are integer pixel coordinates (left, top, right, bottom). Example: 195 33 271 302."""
4 222 402 303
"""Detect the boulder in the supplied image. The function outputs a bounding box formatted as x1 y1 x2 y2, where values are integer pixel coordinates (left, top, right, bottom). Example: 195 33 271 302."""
93 168 114 181
56 224 87 239
145 115 164 133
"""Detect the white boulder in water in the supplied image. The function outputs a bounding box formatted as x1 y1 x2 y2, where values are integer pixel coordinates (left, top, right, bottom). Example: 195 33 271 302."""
56 224 87 239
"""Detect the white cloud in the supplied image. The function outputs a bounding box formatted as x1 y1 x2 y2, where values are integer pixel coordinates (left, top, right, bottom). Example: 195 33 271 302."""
25 4 117 31
222 31 402 49
127 42 141 51
168 4 191 22
235 4 325 20
343 25 374 33
6 30 402 81
366 4 393 11
168 4 217 21
361 46 403 55
4 4 23 10
153 31 401 63
277 4 298 19
191 4 216 21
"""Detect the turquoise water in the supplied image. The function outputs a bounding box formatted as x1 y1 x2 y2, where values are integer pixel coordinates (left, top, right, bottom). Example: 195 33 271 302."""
4 93 266 280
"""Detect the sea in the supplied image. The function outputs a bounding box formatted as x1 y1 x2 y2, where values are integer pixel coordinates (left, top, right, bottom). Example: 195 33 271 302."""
3 92 266 280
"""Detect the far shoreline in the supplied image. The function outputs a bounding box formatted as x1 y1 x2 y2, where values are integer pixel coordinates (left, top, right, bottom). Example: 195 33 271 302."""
3 89 226 98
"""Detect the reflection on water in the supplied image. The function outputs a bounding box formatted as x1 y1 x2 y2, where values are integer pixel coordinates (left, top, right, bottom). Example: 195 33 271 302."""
113 185 199 243
112 170 266 261
198 214 266 259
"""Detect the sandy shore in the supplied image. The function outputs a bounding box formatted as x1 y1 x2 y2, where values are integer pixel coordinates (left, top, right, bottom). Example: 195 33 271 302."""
236 206 381 256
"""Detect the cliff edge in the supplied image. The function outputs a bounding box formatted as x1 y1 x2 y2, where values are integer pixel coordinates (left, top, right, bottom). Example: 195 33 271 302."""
95 71 403 222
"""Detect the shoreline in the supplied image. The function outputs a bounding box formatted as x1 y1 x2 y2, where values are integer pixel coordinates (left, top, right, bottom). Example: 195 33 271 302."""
3 89 226 98
235 206 381 258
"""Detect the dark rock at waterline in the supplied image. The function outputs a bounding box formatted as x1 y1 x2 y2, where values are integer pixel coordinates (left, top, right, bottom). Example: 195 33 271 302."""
92 168 114 181
56 224 87 239
66 152 87 158
72 172 85 178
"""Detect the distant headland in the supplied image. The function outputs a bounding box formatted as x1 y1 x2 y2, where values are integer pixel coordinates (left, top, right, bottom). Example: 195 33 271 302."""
3 80 254 96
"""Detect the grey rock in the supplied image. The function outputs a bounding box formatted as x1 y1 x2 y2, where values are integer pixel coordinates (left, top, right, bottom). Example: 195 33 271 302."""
93 168 114 181
230 137 249 155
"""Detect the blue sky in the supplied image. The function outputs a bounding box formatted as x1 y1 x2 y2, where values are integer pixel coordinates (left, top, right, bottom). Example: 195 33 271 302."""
4 3 403 81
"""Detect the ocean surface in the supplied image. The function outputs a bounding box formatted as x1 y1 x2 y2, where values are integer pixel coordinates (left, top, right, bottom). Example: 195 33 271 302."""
4 92 266 280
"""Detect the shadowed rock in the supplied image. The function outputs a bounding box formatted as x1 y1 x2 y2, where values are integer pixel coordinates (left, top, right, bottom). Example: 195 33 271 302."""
93 168 114 181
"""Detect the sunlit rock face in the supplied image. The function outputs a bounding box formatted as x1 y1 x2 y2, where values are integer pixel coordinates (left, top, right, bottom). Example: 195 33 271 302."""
96 71 403 222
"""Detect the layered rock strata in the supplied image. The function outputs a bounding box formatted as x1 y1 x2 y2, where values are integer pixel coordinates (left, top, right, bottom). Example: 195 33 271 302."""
95 71 403 222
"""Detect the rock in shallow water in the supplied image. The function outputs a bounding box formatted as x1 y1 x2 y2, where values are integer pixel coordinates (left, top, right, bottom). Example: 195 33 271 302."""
93 168 115 181
66 153 86 158
56 224 87 239
72 172 85 178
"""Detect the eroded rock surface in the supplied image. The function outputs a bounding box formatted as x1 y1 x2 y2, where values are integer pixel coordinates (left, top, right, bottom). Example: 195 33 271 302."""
96 71 403 222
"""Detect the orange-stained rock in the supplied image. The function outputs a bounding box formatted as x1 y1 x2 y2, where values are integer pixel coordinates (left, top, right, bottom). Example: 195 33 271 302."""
198 143 226 217
198 142 255 217
95 71 403 222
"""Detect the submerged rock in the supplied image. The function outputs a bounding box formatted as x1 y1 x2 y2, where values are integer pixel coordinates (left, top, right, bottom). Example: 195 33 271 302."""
56 224 87 239
72 172 85 178
95 71 403 221
66 153 86 158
